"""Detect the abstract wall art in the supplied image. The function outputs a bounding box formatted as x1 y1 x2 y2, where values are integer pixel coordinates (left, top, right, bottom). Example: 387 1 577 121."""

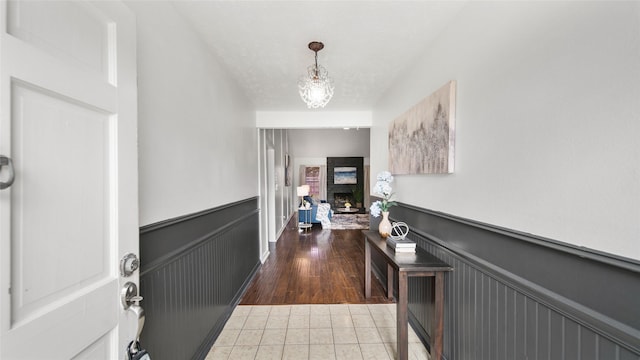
389 80 456 174
333 166 357 184
285 154 292 186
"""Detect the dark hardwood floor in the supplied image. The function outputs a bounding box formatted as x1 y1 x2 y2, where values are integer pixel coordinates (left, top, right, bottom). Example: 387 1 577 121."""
240 216 392 305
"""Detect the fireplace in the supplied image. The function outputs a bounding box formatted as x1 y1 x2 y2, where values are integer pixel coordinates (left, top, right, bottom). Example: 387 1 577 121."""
327 157 364 210
333 192 354 208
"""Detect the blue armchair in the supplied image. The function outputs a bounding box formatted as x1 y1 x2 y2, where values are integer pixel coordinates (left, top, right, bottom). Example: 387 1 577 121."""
298 196 332 226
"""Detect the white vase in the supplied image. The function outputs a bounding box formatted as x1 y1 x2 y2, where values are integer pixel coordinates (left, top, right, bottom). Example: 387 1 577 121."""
379 211 392 238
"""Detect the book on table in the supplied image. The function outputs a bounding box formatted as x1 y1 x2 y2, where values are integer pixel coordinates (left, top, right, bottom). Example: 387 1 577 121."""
392 252 417 261
393 247 416 253
386 238 416 252
386 238 415 247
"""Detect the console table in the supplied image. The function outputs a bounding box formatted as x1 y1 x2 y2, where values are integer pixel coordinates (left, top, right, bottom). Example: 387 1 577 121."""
362 230 452 360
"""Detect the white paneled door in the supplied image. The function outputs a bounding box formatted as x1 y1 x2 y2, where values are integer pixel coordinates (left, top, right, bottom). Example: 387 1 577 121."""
0 1 139 359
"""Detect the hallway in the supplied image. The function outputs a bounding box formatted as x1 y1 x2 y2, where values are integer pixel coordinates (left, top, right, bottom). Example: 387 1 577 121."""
208 217 429 359
240 217 392 305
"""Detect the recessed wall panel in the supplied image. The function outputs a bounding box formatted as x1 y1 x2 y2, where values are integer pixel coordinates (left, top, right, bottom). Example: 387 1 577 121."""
11 83 111 324
7 1 110 80
71 331 114 360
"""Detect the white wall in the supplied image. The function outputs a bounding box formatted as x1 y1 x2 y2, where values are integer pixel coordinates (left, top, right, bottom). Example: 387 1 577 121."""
127 2 258 225
289 129 370 158
372 2 640 260
257 111 372 129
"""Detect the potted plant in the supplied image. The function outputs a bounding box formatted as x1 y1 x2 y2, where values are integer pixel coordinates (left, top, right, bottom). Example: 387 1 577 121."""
352 186 364 209
370 171 397 238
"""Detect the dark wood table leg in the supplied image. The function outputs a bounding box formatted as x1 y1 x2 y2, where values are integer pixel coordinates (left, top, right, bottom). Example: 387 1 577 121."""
397 271 408 360
365 239 371 298
387 263 394 299
432 271 445 360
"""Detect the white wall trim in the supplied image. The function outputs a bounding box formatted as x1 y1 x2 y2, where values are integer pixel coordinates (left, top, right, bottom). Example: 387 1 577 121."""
256 111 372 129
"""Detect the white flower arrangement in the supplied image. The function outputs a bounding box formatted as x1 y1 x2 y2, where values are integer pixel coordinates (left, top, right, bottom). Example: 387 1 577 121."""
370 170 397 217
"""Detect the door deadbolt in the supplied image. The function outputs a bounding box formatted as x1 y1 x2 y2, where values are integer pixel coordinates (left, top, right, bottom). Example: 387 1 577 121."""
120 253 140 277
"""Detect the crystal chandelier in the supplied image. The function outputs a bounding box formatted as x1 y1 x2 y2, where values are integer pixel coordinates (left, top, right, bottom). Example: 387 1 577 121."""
298 41 335 109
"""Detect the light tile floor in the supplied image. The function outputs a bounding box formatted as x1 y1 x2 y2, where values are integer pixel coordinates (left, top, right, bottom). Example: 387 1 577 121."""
205 304 430 360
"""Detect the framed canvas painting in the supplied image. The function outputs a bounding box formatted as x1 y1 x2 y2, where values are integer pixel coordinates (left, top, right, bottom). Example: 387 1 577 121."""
333 166 357 184
284 154 292 186
389 80 456 174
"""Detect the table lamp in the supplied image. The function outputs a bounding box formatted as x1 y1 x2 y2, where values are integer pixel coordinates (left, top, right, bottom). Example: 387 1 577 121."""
297 185 310 208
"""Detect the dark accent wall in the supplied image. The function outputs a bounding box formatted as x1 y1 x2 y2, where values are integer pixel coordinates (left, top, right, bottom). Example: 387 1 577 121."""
370 202 640 360
327 157 364 208
139 198 260 360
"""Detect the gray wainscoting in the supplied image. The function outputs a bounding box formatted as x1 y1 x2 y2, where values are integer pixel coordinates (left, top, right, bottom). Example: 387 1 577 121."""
139 198 260 360
370 203 640 360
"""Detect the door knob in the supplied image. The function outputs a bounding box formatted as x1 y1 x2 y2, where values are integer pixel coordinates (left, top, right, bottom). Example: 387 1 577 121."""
121 282 145 344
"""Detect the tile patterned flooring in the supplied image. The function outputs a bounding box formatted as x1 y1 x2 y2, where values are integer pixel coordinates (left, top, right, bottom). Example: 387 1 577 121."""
205 304 430 360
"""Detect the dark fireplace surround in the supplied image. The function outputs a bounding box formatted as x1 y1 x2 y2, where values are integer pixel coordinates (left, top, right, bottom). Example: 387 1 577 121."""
327 157 364 209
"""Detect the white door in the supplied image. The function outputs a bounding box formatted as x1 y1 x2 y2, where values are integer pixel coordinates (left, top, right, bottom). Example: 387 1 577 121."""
0 1 139 359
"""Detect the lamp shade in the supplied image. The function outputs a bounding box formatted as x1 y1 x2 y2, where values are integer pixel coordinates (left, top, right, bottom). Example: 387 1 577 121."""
297 185 310 197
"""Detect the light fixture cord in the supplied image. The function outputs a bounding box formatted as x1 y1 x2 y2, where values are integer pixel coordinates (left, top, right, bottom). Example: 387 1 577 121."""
314 50 319 77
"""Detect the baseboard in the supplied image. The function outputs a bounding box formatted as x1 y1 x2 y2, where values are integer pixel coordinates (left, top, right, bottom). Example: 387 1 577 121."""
260 250 270 263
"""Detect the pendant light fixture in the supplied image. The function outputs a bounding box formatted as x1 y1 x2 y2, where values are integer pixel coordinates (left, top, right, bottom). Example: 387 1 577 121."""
298 41 335 109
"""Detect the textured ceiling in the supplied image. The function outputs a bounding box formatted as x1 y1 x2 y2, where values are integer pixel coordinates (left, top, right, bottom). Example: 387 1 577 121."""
171 1 467 111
